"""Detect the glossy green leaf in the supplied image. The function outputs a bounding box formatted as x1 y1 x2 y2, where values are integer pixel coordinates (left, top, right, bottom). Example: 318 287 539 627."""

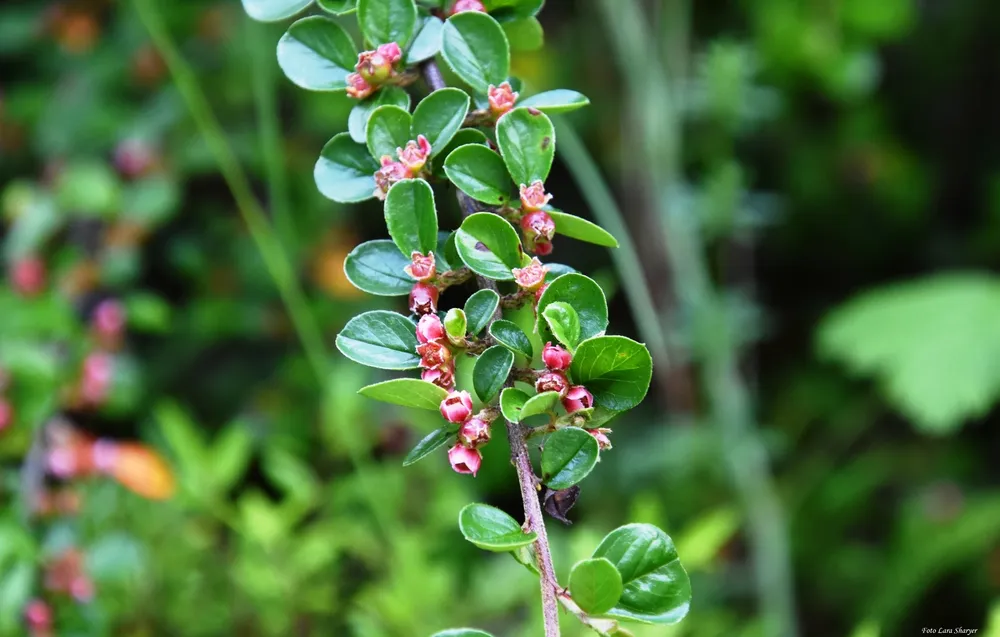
545 262 577 281
366 105 413 160
335 311 420 370
344 239 413 296
537 273 608 341
501 17 543 52
541 301 581 350
276 17 357 91
315 133 379 203
384 179 438 257
444 145 513 205
359 378 449 409
500 387 529 422
570 336 652 412
459 503 537 551
431 630 495 637
403 425 457 466
242 0 313 22
592 523 691 624
441 12 510 93
455 212 523 280
317 0 357 14
347 87 411 144
412 88 470 157
520 390 559 420
473 346 514 403
405 16 444 64
464 289 501 335
489 320 533 358
548 210 618 247
357 0 418 47
519 89 591 114
483 0 544 17
436 129 489 171
570 557 623 616
495 107 555 186
541 426 599 489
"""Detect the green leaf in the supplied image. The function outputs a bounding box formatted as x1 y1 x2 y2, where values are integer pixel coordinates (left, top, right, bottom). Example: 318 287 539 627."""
818 273 1000 434
500 387 529 422
436 129 489 171
459 503 537 552
357 0 418 47
359 378 449 409
455 212 523 280
537 273 608 341
347 87 411 144
548 210 618 247
542 301 581 350
489 319 533 358
483 0 543 17
495 107 555 186
405 16 444 64
519 89 591 114
570 557 623 616
242 0 313 22
403 425 457 466
315 133 379 203
473 346 514 403
444 145 512 205
520 390 559 420
501 17 543 52
317 0 357 14
384 179 438 257
276 17 357 91
344 239 413 296
412 88 470 157
366 105 413 160
441 12 510 93
431 630 495 637
464 289 500 335
55 161 120 218
335 311 420 370
570 336 652 412
541 426 600 489
592 523 691 624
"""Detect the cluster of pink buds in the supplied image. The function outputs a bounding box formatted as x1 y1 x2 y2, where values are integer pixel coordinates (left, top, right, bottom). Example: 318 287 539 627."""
9 256 46 297
374 135 432 199
537 344 603 443
488 81 518 117
440 390 494 476
91 298 126 349
449 0 487 15
512 257 549 292
44 548 93 603
519 181 556 255
24 599 53 637
346 42 403 100
417 314 455 390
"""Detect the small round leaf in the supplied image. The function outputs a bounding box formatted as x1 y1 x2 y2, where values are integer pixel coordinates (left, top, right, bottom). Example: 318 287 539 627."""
431 630 495 637
444 145 512 205
317 0 357 14
455 212 523 280
519 390 559 420
519 89 591 114
384 179 438 257
473 346 514 403
358 378 449 409
242 0 313 22
366 105 413 160
500 387 529 422
276 17 357 91
344 239 413 296
357 0 418 47
347 87 411 144
541 427 599 489
570 557 623 616
496 107 555 186
501 17 543 52
315 133 379 203
548 210 618 247
464 289 501 335
542 301 581 350
537 273 608 341
412 88 470 158
403 425 457 466
336 311 420 370
405 16 444 64
441 12 510 93
458 503 537 552
489 319 533 358
570 336 653 412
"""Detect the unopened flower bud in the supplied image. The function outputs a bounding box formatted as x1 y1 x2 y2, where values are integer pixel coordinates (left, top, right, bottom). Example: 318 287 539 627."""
440 390 474 423
0 398 11 431
92 299 126 340
562 385 594 413
520 181 552 212
448 442 482 475
404 251 436 282
409 282 439 315
512 257 548 291
24 600 52 632
458 417 491 448
416 313 445 344
587 428 613 450
114 138 156 178
374 155 408 200
70 576 94 602
521 210 555 241
542 343 572 371
535 371 569 397
533 239 553 256
422 365 455 390
444 308 467 345
345 72 374 100
10 257 46 297
81 352 114 405
417 340 452 369
450 0 487 14
488 81 518 117
397 135 432 174
376 42 403 65
356 45 398 84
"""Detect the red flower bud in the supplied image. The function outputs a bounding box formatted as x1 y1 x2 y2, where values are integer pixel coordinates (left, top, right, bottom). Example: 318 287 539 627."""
356 46 397 84
542 342 572 371
448 442 482 475
397 135 432 174
376 42 403 65
345 72 374 100
562 385 594 413
92 299 126 340
533 239 553 256
416 313 446 344
81 352 114 405
24 600 52 632
521 210 556 241
450 0 487 14
488 81 518 117
404 251 436 282
374 155 409 200
417 340 452 369
440 390 474 423
512 257 548 291
421 364 455 390
458 417 491 448
519 180 552 212
409 282 439 315
535 371 569 397
114 138 156 178
0 398 11 431
587 428 612 450
10 257 46 297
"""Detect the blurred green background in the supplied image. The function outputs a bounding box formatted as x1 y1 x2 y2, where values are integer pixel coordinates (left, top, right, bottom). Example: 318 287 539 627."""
2 0 1000 635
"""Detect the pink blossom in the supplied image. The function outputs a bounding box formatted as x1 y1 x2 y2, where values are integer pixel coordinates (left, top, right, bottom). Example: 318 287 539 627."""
587 428 612 450
397 135 432 174
512 257 548 291
542 343 572 371
10 257 46 297
374 155 409 199
376 42 403 65
562 385 594 413
458 417 491 448
0 398 11 431
440 390 474 423
488 81 518 116
409 282 439 315
81 352 114 405
416 313 446 344
345 72 374 99
521 210 555 242
24 600 52 632
450 0 487 14
520 181 553 212
421 365 455 390
448 443 483 475
417 340 452 369
536 371 569 398
405 251 436 282
92 299 126 340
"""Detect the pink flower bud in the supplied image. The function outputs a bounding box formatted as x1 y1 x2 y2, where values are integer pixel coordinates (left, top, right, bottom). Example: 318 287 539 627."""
70 576 94 602
535 371 569 398
397 135 432 174
450 0 487 14
409 282 439 315
91 439 119 473
114 138 156 178
356 48 396 84
404 251 436 282
422 365 455 390
542 343 572 371
521 210 556 242
519 181 553 212
92 299 126 340
534 282 549 303
488 81 518 117
533 239 553 256
562 385 594 413
440 390 474 423
448 443 482 475
416 313 446 344
345 72 374 100
0 398 11 431
458 417 491 448
24 600 52 631
417 340 452 369
376 42 403 65
10 257 46 297
587 428 612 450
374 156 409 200
512 257 548 291
81 352 114 405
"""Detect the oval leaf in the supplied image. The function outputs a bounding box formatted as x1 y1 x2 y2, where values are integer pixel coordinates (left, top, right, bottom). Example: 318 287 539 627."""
502 16 543 52
489 319 533 358
406 16 444 64
431 630 495 637
317 0 357 14
412 88 470 158
357 0 418 47
358 378 448 409
441 12 510 93
542 301 581 350
384 179 438 257
473 346 514 403
366 105 413 160
537 273 608 341
592 523 691 624
570 557 623 616
436 129 489 173
455 212 523 280
495 107 555 186
444 145 512 205
276 17 357 91
344 239 413 296
335 311 420 370
242 0 313 22
548 210 618 247
519 89 591 114
464 289 500 335
315 133 379 203
541 427 599 489
520 390 559 420
347 87 411 144
570 336 652 412
500 387 529 422
403 425 456 466
458 503 537 551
